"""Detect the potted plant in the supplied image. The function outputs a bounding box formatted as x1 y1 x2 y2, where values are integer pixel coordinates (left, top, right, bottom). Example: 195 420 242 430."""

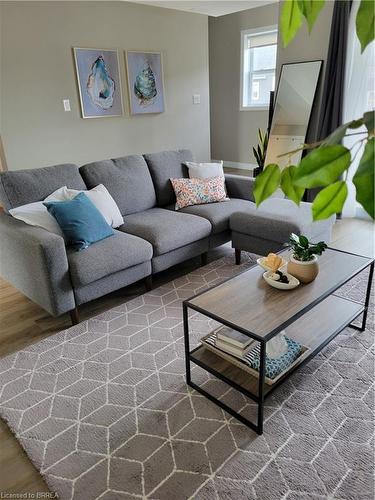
252 128 268 177
286 233 327 283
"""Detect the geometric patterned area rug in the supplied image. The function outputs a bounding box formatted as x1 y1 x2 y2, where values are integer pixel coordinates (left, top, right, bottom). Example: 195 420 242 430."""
0 254 373 500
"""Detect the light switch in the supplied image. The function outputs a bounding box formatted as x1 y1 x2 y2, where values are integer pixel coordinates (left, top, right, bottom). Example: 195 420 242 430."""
193 94 201 105
63 99 71 112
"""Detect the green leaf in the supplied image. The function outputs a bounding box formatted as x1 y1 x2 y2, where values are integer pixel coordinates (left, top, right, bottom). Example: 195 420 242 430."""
264 133 269 149
293 145 351 188
356 0 375 53
363 110 374 134
312 181 348 220
309 242 328 255
280 165 305 204
322 119 364 146
280 0 303 47
299 235 309 248
353 138 375 218
298 0 325 32
290 233 300 244
253 164 281 207
253 148 261 167
258 128 263 144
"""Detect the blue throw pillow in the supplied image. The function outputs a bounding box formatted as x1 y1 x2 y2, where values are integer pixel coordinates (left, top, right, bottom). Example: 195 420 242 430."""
44 192 114 250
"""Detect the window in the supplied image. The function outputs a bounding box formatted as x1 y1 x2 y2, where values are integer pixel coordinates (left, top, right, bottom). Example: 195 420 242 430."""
252 81 260 101
241 26 278 110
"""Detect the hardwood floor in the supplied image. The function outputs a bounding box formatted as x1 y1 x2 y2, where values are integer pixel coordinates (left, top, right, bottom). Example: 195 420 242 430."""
328 217 374 259
0 218 373 494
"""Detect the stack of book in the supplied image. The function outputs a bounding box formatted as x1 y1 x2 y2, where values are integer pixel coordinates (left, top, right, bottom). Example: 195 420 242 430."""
214 325 253 358
201 327 307 385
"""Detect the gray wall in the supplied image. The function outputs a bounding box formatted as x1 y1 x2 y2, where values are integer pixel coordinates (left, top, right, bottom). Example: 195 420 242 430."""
0 1 210 170
209 2 279 165
276 0 334 142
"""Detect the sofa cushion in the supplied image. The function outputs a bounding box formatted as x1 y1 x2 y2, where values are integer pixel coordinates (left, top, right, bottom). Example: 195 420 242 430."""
229 198 335 243
80 155 156 216
178 198 254 234
0 164 86 211
119 207 211 256
144 149 192 206
67 230 153 287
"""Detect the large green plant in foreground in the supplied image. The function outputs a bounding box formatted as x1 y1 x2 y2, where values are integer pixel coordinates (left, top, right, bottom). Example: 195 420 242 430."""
254 0 375 220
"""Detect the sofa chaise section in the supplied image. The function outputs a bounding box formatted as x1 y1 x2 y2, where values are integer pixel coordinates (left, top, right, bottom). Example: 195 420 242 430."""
143 154 334 259
230 197 335 260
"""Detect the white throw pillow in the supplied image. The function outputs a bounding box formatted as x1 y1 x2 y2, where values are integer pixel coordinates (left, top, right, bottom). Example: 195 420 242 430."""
185 161 224 179
43 186 67 201
45 184 123 228
9 201 64 236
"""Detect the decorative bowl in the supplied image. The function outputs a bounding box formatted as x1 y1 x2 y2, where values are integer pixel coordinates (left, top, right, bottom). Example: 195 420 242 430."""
257 256 287 272
263 271 300 290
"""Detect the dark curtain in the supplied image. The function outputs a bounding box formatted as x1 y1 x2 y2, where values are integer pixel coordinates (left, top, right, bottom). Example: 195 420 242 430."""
306 0 352 202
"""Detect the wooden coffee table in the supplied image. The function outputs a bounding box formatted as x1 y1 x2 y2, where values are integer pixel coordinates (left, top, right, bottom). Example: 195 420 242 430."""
183 248 374 434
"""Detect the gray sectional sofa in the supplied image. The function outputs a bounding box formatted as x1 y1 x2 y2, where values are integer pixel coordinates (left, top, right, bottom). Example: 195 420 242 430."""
0 149 334 324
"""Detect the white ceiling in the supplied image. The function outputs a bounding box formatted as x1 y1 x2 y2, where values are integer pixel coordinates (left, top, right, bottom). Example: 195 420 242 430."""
128 0 277 17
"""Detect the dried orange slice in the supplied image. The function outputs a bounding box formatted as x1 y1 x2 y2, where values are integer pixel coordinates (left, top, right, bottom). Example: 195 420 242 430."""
264 253 283 272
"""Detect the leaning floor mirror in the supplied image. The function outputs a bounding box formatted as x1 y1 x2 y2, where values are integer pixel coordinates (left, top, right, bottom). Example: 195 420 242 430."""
265 60 323 169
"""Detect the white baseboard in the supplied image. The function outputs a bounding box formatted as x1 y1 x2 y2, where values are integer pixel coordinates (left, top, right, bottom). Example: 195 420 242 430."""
212 160 256 171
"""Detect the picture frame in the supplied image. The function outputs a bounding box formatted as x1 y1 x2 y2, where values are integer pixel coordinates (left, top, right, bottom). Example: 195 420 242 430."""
125 51 165 115
73 47 123 119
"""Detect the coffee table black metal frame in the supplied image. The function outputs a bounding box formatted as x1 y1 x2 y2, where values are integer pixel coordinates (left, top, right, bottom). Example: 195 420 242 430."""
183 248 374 435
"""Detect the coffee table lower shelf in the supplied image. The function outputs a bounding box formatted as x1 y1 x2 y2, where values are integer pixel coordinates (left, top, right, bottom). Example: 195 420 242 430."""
186 294 364 434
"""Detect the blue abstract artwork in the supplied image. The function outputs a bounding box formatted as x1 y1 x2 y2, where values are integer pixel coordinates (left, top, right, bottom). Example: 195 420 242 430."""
126 51 165 115
74 48 123 118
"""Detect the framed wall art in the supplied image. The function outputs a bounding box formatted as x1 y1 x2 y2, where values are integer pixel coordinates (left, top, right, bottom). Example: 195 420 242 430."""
73 47 123 118
125 51 165 115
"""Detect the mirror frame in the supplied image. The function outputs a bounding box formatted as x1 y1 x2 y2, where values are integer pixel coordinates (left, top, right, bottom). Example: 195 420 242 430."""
265 60 323 167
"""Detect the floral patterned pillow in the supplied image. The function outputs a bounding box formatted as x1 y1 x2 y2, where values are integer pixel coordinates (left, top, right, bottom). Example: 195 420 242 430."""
170 176 228 210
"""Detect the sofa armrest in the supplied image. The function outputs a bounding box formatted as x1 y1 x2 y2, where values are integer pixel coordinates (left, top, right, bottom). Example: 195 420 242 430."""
225 174 255 202
0 213 76 316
